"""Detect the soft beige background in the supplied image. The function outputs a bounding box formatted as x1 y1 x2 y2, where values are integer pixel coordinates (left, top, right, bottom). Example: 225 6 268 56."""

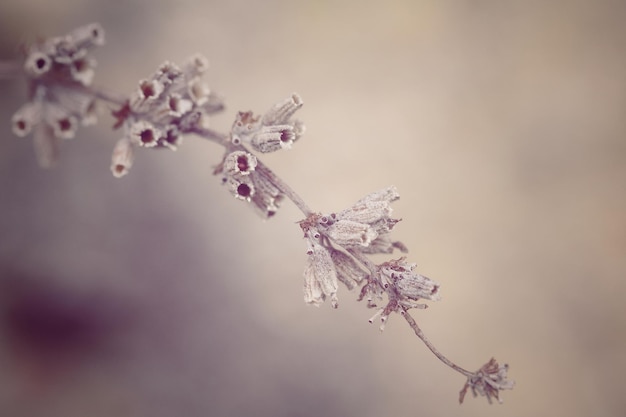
1 1 625 416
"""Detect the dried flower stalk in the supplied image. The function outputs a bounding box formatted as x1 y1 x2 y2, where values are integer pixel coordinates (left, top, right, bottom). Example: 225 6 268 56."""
4 24 514 404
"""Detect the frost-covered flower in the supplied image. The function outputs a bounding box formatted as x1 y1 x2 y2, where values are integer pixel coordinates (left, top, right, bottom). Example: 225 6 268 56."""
459 358 515 404
315 186 405 253
303 229 339 307
110 137 135 178
110 54 224 177
231 94 305 153
12 24 104 166
379 258 441 305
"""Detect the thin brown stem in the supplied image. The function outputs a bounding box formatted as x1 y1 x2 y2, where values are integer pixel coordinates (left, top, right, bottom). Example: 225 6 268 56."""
189 126 314 217
402 310 472 377
188 125 231 148
255 160 314 217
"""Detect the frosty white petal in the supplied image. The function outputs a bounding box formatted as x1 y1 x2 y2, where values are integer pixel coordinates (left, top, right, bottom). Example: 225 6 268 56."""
325 219 378 247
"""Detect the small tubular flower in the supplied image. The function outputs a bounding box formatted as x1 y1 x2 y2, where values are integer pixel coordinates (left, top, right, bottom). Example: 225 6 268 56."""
128 120 162 147
24 51 52 77
379 258 441 304
315 186 404 253
303 229 339 307
459 358 515 404
224 174 255 202
110 137 135 178
13 24 106 166
230 94 305 153
12 101 42 137
329 249 367 290
224 151 257 176
45 104 79 139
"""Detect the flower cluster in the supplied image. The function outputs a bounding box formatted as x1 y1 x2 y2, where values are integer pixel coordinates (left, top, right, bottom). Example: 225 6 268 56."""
217 150 285 218
231 93 305 153
11 23 104 167
459 358 515 404
298 186 439 324
110 55 224 177
213 93 306 218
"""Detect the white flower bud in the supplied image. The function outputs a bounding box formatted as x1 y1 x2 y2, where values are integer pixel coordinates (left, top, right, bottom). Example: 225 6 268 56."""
68 23 105 49
187 77 211 105
183 53 210 77
12 102 42 137
110 137 135 178
262 93 303 126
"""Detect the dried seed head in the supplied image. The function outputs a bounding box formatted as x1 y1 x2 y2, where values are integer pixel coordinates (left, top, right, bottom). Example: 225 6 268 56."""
316 186 403 253
110 137 135 178
379 258 441 303
460 358 515 404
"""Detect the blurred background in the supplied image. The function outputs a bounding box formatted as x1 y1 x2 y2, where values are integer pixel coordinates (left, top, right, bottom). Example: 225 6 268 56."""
0 1 625 416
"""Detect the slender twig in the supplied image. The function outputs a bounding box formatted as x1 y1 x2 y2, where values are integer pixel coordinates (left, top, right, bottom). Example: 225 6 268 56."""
255 160 314 217
402 310 472 377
